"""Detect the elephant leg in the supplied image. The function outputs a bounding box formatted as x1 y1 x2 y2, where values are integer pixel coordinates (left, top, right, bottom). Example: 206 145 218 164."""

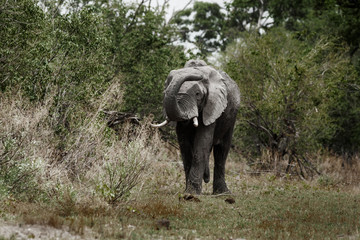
176 123 194 185
213 128 234 195
186 124 215 194
203 161 210 183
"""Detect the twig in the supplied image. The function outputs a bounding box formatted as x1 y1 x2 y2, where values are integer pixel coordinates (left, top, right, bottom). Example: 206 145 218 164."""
167 0 193 23
124 0 147 34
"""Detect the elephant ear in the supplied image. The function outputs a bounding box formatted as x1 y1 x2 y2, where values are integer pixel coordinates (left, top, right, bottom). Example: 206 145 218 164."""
164 70 175 90
203 69 228 126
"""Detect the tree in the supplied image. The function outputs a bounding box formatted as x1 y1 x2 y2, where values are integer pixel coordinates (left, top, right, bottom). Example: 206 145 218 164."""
171 1 225 56
224 0 360 158
225 0 274 33
102 0 187 117
1 0 187 120
1 0 49 98
221 29 358 175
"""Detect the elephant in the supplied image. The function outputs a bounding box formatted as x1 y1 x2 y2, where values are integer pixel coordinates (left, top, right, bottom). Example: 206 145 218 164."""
151 59 240 195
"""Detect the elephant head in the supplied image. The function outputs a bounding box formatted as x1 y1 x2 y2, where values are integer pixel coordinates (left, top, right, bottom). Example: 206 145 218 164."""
160 60 228 127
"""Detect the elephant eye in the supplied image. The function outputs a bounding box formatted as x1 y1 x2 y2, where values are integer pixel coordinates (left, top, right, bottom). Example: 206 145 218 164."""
196 92 200 96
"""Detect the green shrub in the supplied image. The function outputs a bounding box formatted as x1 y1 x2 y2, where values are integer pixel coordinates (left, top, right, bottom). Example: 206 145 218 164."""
0 0 50 98
221 29 358 173
107 3 187 117
0 135 43 201
95 141 146 204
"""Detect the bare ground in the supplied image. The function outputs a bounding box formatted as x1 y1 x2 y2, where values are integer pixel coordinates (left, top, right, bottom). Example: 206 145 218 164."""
0 220 96 240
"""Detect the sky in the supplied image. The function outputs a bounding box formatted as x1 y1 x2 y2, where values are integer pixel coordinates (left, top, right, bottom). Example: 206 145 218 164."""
126 0 226 20
165 0 225 14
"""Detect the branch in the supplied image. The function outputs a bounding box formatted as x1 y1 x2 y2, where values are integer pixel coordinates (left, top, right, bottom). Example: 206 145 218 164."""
124 0 148 34
248 101 274 134
167 0 193 24
101 111 141 127
160 0 170 14
256 0 264 30
246 120 274 139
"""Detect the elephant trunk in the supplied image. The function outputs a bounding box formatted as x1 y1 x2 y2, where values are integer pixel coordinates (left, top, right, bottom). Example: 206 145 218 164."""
163 72 203 121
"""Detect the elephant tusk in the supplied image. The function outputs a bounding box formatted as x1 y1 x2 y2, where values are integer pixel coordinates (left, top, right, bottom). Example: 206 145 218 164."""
193 117 198 127
150 119 168 128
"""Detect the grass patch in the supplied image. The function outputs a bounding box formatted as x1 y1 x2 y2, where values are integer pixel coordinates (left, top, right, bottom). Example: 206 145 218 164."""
2 173 359 239
117 175 360 239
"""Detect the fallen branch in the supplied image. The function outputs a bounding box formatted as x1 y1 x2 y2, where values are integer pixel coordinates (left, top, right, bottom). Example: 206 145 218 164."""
101 111 141 128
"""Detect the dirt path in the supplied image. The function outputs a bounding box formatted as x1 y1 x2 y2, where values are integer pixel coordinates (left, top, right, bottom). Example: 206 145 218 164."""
0 221 95 240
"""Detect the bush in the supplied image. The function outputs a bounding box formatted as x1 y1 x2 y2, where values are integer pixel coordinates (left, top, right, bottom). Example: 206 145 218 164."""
0 81 169 204
106 2 187 117
0 93 55 201
221 29 358 175
94 141 147 204
1 0 186 140
0 149 41 201
0 0 50 98
0 0 181 201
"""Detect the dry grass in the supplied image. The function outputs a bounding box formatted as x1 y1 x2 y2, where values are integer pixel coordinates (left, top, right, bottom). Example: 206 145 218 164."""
316 152 360 187
0 91 69 200
0 81 173 200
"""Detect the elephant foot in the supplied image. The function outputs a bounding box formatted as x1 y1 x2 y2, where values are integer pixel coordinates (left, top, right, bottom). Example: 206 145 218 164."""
213 181 231 195
213 189 232 195
185 187 202 195
185 180 202 195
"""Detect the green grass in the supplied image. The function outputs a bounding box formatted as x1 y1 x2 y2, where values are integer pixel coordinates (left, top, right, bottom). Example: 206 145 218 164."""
122 177 360 239
2 173 359 239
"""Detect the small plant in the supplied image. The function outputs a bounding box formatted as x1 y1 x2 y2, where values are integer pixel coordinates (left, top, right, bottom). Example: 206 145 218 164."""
95 141 147 204
317 174 337 188
0 159 38 200
0 134 42 201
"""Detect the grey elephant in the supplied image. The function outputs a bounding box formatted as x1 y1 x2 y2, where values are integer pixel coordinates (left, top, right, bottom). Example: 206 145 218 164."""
151 59 240 194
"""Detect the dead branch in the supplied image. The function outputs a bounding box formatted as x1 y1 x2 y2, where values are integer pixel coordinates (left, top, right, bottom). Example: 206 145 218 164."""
101 111 141 127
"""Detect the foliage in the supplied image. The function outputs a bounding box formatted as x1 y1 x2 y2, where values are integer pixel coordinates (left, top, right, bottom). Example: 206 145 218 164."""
100 0 186 117
1 0 186 130
221 29 358 172
225 0 274 34
227 0 360 69
0 137 42 201
0 94 52 201
47 6 114 141
1 0 115 145
171 1 225 56
0 0 49 97
0 0 184 203
268 0 360 54
173 0 360 67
